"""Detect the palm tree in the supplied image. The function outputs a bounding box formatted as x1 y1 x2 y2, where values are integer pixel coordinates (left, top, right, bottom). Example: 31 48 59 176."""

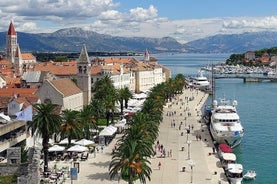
110 113 155 183
28 103 62 173
123 87 133 109
110 138 152 184
93 75 118 125
60 109 82 147
117 87 133 114
79 104 98 139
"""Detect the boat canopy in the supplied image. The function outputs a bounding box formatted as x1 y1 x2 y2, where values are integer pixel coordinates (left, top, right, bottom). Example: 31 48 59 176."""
222 153 236 161
227 163 243 174
218 144 233 153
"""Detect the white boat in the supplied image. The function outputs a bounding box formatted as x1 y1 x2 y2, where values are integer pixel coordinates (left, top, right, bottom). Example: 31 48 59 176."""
243 170 256 180
192 70 210 89
221 152 236 169
210 98 244 148
226 163 243 184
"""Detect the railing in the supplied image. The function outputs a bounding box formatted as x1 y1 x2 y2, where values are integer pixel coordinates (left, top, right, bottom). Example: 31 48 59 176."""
0 132 26 153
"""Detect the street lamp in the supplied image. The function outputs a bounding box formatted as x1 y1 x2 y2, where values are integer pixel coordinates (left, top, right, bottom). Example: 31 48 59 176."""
187 140 191 159
186 128 190 142
188 160 195 183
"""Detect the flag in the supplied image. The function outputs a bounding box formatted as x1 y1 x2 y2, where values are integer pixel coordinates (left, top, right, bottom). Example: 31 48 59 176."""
16 105 33 121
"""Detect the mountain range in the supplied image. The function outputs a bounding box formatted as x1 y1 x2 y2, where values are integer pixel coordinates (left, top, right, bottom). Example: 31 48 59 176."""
1 27 277 53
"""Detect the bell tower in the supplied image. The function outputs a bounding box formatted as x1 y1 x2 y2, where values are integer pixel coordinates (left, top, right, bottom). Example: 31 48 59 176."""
77 45 91 105
6 21 17 63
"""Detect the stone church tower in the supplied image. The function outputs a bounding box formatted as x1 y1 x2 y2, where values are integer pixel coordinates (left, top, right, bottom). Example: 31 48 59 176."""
77 45 91 105
6 21 17 63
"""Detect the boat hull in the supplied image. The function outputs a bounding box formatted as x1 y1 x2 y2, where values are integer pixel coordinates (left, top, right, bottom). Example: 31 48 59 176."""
210 125 243 148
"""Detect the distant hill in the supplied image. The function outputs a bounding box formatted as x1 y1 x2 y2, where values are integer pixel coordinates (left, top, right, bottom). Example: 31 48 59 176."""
1 28 277 53
0 27 188 53
185 31 277 53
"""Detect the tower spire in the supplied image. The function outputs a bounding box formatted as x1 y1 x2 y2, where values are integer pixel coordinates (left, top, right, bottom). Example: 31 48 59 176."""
7 21 16 35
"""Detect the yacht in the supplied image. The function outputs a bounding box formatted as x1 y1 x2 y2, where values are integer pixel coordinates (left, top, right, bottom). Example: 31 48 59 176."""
226 163 243 184
192 71 210 89
210 98 244 148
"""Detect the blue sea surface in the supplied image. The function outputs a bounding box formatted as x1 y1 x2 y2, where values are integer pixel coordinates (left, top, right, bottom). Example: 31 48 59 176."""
155 53 277 184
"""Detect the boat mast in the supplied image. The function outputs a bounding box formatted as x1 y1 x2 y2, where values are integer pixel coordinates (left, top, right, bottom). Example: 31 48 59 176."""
211 63 215 103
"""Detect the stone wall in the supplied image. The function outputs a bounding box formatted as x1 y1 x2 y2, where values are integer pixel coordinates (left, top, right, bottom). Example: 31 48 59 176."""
0 147 41 184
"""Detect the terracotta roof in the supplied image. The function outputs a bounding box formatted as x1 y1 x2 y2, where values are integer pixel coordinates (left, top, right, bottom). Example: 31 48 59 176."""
30 61 77 76
7 21 16 35
5 77 20 85
48 78 82 97
0 88 37 97
103 58 133 64
21 53 36 60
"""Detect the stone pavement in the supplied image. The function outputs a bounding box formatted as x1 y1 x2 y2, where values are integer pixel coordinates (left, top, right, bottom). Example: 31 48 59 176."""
49 88 229 184
149 88 229 184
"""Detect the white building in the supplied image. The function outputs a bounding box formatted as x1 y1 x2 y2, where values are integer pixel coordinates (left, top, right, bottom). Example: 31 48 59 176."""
36 78 83 111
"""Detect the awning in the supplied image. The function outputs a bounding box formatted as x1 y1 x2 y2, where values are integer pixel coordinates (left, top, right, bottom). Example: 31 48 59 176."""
99 125 117 136
74 138 95 146
49 145 65 152
67 145 88 152
218 144 233 153
221 153 236 161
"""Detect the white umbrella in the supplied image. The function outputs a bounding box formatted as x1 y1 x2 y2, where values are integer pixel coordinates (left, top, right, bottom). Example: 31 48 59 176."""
67 145 88 152
58 138 76 144
74 139 94 146
49 145 65 152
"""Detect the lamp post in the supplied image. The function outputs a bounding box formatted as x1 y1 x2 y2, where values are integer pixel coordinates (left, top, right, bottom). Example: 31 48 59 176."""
188 160 195 183
187 140 191 159
186 128 190 142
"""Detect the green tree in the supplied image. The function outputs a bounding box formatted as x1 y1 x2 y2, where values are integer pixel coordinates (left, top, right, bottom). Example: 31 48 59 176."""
60 109 82 147
78 104 98 139
28 103 62 173
117 87 133 114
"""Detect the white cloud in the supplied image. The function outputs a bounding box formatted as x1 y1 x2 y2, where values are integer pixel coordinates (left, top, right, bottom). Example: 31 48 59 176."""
1 1 277 44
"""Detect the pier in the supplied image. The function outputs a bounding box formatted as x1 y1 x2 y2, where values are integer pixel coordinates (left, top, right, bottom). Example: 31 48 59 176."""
214 74 277 82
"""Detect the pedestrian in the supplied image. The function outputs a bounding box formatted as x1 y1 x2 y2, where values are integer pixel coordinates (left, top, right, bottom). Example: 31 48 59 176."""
170 149 172 157
196 134 199 141
199 135 202 141
158 162 161 170
192 125 194 130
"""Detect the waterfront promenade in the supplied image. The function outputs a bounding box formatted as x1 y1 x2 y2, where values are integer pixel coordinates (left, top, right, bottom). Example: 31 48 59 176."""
49 88 228 184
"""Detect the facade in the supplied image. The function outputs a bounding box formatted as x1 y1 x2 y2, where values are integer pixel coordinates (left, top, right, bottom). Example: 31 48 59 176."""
0 121 26 155
36 78 83 111
6 21 36 74
244 51 255 61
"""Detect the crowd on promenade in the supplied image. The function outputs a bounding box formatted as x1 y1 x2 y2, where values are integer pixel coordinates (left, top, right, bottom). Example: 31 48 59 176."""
43 87 228 184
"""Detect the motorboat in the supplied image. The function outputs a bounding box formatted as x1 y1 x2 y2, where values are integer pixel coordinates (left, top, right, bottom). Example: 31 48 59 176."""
191 70 210 89
226 163 243 184
218 144 233 153
243 170 256 180
209 98 244 148
221 152 236 169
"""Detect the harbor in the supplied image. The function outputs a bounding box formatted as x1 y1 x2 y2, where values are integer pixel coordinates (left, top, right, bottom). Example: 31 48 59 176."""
158 53 271 183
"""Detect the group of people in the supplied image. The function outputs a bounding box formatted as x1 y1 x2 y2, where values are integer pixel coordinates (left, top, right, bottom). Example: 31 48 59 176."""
155 140 172 159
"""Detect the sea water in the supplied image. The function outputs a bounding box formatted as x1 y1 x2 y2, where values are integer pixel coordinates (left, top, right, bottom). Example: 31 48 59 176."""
154 53 277 184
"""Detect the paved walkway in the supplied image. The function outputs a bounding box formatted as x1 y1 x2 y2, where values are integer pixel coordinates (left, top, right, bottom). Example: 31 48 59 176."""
49 88 228 184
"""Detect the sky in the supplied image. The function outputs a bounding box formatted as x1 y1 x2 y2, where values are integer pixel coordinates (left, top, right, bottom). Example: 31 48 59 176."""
2 0 277 43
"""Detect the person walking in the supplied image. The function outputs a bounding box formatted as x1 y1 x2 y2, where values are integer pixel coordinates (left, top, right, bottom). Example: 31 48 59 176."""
158 162 161 170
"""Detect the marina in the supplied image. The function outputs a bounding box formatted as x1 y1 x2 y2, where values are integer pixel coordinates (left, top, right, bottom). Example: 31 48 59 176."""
157 53 275 183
